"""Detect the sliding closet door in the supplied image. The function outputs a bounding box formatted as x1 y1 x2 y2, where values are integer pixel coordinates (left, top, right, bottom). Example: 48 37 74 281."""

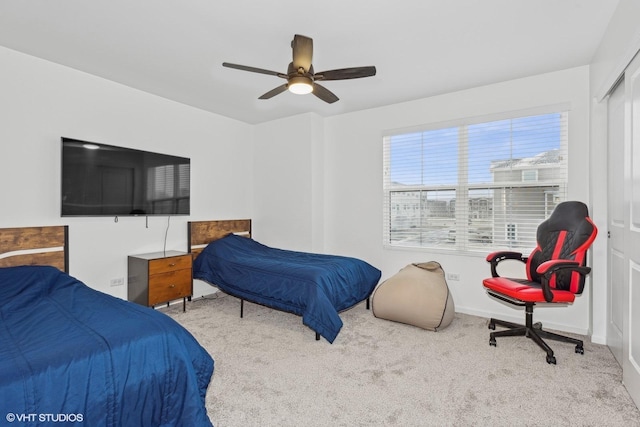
607 78 624 366
623 52 640 407
609 52 640 408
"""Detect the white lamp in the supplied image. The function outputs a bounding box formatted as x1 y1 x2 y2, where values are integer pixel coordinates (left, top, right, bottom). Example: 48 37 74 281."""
288 76 313 95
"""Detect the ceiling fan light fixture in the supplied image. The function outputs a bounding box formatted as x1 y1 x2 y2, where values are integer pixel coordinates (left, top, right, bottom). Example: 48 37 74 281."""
288 76 313 95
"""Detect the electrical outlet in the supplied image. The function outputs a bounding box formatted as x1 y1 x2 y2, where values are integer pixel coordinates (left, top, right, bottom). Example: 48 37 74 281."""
110 277 125 287
447 273 460 281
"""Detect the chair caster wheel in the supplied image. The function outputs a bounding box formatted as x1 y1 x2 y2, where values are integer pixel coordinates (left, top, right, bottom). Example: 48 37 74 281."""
575 346 584 354
489 338 496 347
546 355 556 364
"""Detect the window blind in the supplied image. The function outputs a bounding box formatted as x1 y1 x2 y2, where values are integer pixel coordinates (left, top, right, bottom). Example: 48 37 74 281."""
383 111 568 253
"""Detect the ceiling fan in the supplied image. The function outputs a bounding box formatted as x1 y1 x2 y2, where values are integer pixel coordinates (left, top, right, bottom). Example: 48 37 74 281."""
222 34 376 104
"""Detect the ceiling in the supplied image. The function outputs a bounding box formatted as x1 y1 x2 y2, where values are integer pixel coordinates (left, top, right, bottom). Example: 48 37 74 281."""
0 1 620 125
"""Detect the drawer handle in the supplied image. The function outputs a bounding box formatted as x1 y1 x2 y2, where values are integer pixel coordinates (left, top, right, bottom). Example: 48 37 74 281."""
168 263 176 267
169 284 176 288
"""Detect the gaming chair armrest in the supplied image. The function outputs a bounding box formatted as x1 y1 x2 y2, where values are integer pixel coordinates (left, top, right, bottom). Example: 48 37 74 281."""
536 260 593 302
486 251 526 278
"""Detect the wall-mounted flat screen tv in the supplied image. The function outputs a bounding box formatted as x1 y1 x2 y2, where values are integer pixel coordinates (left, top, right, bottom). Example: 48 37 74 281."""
61 137 190 216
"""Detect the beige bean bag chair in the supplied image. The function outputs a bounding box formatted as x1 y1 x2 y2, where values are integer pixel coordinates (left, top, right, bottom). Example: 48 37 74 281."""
372 261 455 331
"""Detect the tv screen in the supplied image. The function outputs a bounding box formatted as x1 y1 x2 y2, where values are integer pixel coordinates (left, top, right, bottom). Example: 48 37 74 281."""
61 137 190 217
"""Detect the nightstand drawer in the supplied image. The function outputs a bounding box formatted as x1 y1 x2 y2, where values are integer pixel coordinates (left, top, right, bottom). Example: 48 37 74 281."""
148 269 192 306
148 255 192 275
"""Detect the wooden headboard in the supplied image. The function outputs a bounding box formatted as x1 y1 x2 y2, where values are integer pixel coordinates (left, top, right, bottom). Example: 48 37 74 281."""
0 225 69 272
188 219 251 257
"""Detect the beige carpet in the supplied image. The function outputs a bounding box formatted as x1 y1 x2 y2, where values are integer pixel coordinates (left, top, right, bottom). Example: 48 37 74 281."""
163 293 640 427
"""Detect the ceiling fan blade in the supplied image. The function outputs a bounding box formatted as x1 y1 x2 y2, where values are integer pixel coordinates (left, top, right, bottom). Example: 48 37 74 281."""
312 83 339 104
291 34 313 72
258 84 288 100
223 62 287 78
314 66 377 81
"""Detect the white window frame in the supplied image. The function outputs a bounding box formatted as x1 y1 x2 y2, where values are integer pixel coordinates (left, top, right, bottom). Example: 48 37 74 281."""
383 108 569 254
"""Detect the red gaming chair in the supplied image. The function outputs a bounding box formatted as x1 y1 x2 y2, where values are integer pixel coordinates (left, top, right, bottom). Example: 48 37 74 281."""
483 201 597 364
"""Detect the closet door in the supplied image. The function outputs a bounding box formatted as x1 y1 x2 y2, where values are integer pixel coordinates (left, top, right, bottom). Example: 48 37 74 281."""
623 52 640 407
607 78 624 366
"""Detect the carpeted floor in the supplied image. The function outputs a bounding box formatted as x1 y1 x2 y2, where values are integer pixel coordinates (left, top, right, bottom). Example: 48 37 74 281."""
163 293 640 427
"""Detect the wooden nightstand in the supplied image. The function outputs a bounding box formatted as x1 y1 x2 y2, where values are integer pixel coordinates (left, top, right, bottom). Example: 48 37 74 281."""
128 251 193 312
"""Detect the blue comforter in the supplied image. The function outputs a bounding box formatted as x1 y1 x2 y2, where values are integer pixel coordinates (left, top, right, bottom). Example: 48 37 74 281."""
0 266 213 427
192 234 381 343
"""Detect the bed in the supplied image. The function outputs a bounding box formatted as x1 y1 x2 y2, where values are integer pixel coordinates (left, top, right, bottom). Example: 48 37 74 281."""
0 226 213 427
188 219 381 343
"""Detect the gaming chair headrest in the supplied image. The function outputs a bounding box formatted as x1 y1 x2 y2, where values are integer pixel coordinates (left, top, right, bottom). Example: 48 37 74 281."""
538 201 594 246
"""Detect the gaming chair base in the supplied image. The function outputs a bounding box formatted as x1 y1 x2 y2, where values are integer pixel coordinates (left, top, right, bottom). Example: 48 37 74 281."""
488 303 584 365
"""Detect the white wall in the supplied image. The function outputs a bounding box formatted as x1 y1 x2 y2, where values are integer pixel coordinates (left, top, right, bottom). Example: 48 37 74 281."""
315 67 592 335
0 46 253 299
253 112 325 251
0 43 600 337
590 0 640 101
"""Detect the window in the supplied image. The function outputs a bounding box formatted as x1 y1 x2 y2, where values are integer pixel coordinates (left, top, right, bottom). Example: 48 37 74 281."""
383 111 568 252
